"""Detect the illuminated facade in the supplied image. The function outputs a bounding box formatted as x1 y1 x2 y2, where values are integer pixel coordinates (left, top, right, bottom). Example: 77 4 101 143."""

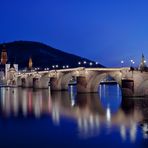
0 45 18 85
5 63 18 80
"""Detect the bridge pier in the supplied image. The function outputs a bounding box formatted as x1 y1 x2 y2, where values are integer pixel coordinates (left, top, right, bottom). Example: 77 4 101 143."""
77 76 92 93
50 77 62 91
33 77 49 89
121 79 134 97
17 77 22 86
76 76 101 93
21 76 33 88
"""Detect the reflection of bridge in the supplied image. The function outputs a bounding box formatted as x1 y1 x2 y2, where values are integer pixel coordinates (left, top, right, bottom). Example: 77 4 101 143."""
10 67 148 96
0 88 146 141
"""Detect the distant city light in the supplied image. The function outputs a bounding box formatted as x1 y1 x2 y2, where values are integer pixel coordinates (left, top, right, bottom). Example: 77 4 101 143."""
95 62 98 65
66 65 69 68
52 65 55 68
63 66 65 68
56 65 58 68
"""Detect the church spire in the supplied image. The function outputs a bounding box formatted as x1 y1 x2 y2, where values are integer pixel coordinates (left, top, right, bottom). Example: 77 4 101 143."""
1 45 8 65
28 57 33 69
139 53 147 71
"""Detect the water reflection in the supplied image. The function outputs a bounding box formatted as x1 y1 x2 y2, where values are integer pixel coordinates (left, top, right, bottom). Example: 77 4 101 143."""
0 85 148 143
99 84 122 113
0 88 51 118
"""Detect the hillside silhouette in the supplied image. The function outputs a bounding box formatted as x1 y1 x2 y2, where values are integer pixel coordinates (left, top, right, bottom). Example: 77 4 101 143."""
0 41 104 69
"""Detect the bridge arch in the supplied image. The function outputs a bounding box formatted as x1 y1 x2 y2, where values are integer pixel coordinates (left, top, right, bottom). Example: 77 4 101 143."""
137 80 148 96
77 70 122 93
61 72 76 90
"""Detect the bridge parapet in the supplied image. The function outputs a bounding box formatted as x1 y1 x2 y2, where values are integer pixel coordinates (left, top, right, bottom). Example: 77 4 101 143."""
6 67 148 96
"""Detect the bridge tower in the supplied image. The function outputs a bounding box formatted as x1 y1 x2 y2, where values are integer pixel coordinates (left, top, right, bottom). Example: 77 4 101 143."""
1 45 8 65
0 45 8 81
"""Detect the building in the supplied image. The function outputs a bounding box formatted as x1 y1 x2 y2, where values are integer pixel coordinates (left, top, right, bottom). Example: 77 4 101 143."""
0 45 18 85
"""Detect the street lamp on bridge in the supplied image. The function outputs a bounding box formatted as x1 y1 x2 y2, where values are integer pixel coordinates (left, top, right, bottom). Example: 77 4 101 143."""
89 62 93 66
130 60 135 67
78 62 81 65
83 61 87 64
121 60 124 67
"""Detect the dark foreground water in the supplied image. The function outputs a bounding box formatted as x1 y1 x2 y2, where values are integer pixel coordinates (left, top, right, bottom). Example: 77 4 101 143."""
0 84 148 148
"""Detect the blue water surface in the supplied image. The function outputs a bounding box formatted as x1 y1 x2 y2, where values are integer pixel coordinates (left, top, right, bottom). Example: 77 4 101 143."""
0 85 147 148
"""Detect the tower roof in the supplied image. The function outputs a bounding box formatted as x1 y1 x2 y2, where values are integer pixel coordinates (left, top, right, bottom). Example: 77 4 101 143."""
28 57 33 69
1 44 8 65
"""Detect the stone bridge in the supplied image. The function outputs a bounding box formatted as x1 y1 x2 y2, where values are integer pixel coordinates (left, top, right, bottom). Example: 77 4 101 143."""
10 67 148 97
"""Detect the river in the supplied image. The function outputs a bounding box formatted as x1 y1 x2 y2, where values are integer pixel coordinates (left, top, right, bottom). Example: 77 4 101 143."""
0 84 148 148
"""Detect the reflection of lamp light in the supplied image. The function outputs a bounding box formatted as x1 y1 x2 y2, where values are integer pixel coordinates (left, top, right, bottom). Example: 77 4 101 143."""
89 115 94 129
95 116 100 128
120 125 126 141
34 98 41 118
142 123 148 139
106 106 111 122
78 117 82 130
130 122 137 142
13 89 18 116
52 104 60 125
83 118 88 133
69 85 76 107
22 95 27 116
71 100 75 106
77 115 100 138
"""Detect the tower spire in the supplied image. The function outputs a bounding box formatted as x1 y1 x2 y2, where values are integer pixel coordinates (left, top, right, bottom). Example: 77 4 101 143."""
139 53 147 71
28 57 33 70
1 44 8 65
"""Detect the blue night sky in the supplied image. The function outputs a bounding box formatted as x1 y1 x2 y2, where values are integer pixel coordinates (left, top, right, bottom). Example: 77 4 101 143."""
0 0 148 67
